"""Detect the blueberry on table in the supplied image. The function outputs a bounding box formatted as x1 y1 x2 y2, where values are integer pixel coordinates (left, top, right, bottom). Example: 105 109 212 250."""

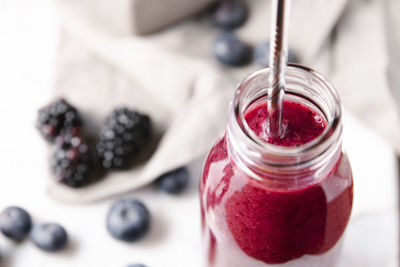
213 31 251 66
253 41 299 67
30 223 68 252
97 108 152 170
210 0 248 30
107 199 151 242
0 206 32 241
36 99 82 142
156 167 189 195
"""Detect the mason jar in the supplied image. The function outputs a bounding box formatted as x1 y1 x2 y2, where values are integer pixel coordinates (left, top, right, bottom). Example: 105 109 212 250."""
200 64 353 267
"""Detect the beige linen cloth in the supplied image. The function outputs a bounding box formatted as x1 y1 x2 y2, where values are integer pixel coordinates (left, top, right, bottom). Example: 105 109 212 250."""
50 0 400 203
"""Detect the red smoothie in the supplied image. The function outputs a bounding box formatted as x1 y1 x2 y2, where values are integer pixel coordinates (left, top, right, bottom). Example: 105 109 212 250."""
245 101 326 146
200 100 353 266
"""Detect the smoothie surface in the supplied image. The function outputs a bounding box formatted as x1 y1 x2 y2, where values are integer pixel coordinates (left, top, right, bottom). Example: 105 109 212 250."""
244 100 327 146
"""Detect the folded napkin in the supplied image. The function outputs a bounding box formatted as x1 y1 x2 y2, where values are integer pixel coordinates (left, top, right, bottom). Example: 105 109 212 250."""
50 0 399 203
330 0 400 154
56 0 217 35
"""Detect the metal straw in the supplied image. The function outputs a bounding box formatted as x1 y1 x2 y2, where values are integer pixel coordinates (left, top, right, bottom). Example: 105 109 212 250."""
267 0 291 138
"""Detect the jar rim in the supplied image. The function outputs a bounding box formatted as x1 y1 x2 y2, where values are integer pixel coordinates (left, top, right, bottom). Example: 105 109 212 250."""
228 63 342 167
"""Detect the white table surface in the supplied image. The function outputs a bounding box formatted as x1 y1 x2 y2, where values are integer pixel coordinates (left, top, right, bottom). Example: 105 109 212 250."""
0 1 398 266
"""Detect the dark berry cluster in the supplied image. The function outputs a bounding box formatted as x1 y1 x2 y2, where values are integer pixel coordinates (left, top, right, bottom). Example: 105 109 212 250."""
36 99 82 142
51 128 93 188
209 0 298 67
37 99 94 188
97 108 151 169
37 100 153 187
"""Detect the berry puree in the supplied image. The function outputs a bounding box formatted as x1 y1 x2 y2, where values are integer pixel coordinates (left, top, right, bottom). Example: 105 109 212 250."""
245 101 326 146
200 100 353 266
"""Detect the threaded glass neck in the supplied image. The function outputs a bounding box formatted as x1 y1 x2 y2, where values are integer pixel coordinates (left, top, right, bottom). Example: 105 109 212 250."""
227 64 342 186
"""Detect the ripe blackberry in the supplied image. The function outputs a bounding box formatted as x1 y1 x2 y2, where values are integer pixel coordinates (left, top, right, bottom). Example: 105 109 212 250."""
51 128 94 187
36 99 82 142
97 108 151 169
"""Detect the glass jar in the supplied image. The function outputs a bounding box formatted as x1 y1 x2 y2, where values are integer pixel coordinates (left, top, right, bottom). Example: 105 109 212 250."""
200 64 353 267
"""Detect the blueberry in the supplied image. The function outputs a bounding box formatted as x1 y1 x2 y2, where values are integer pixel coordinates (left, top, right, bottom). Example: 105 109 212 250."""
253 41 270 67
156 167 189 194
253 41 299 67
0 206 32 241
213 31 251 66
30 223 68 252
210 0 248 29
107 199 151 242
127 264 146 267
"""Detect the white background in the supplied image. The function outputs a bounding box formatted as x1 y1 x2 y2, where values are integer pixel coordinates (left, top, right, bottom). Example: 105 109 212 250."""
0 1 398 266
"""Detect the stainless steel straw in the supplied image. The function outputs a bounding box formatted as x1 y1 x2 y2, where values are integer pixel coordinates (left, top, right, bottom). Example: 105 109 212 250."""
267 0 292 138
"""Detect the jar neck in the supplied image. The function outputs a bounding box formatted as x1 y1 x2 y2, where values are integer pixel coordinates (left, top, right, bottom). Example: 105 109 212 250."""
227 64 343 188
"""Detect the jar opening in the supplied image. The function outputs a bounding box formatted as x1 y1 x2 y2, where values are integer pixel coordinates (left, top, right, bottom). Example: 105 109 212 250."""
228 64 342 168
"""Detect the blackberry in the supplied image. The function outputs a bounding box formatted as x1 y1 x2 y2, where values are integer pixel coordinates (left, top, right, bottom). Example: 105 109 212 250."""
97 108 151 169
51 128 94 188
36 99 82 142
